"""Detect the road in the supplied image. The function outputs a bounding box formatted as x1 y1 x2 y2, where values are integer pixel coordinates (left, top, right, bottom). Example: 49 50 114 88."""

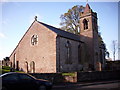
52 81 120 90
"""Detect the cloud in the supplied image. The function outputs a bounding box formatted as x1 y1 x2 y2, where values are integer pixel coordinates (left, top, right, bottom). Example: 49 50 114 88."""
1 20 7 25
0 0 8 2
0 0 9 5
0 19 9 26
0 20 7 38
0 32 5 38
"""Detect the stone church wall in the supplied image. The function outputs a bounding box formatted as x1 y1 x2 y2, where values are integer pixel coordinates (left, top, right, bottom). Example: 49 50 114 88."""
10 21 57 73
56 36 83 72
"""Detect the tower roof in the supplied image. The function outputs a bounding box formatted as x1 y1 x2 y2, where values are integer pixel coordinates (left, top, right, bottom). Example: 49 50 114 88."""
84 3 91 13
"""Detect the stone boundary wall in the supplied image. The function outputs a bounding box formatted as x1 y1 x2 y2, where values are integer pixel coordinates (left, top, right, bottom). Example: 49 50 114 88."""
30 70 120 83
30 73 65 83
77 70 120 82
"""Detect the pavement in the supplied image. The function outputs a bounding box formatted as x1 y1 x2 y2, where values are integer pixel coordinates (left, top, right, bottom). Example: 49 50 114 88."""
52 80 120 90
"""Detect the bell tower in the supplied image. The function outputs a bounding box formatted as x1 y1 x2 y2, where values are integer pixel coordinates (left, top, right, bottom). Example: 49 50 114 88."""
80 3 100 71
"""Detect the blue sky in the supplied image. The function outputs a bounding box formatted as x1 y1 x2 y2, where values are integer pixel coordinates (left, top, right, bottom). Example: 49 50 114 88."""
0 2 119 60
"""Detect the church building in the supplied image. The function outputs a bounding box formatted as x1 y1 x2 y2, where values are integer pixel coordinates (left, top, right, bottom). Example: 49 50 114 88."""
9 4 106 73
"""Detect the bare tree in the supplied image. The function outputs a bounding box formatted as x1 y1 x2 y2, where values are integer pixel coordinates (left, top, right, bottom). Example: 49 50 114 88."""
119 42 120 59
112 40 118 61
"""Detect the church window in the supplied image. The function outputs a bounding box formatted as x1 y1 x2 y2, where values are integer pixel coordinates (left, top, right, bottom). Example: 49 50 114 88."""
13 53 16 68
78 43 85 64
100 50 103 64
16 61 19 71
83 19 88 30
31 35 38 45
78 44 81 64
65 41 72 64
30 61 35 73
10 62 12 67
25 61 28 73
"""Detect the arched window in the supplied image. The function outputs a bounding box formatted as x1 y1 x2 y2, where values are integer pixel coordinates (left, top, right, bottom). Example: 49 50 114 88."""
78 44 81 64
30 61 35 73
65 41 72 64
13 53 16 68
10 62 12 67
83 19 88 30
78 43 85 64
16 61 19 71
25 61 28 73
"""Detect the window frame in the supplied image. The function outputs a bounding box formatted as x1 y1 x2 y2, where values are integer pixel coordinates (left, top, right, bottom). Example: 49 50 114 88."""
65 41 72 64
83 19 88 30
31 34 38 45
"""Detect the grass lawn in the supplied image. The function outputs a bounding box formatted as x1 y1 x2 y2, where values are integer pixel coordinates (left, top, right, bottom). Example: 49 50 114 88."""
1 66 24 74
62 72 76 77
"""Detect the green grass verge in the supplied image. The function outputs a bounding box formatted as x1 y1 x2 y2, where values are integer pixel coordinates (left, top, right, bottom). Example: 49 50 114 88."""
62 72 76 77
1 66 24 74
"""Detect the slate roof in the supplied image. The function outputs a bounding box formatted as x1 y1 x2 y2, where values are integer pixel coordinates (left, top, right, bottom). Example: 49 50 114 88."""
38 21 81 41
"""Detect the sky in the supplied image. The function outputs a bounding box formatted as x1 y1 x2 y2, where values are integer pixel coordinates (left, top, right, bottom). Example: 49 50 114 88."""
0 1 119 60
